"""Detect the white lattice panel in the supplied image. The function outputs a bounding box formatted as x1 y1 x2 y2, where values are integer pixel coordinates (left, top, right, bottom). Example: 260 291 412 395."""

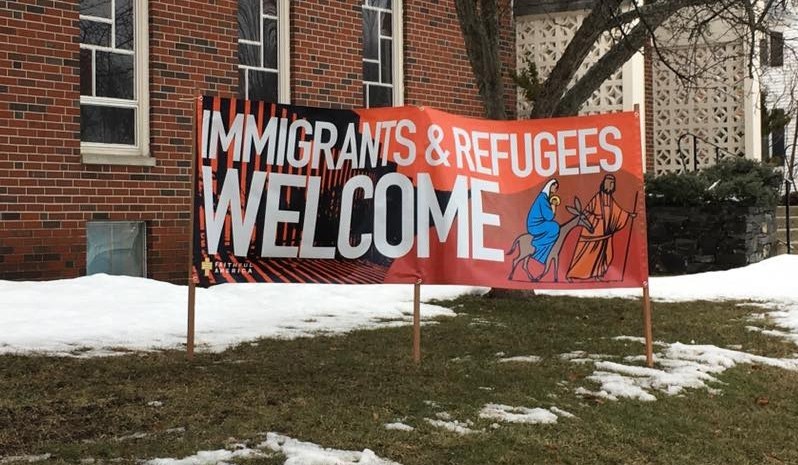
652 41 747 174
516 11 624 117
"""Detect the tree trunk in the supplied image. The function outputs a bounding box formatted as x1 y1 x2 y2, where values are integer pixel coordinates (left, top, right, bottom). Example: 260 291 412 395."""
455 0 507 120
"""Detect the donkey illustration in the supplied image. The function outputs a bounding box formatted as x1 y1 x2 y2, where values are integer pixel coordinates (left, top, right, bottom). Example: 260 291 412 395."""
506 197 595 282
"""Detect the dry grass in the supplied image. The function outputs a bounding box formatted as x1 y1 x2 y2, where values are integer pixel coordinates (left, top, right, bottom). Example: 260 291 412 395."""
1 295 797 464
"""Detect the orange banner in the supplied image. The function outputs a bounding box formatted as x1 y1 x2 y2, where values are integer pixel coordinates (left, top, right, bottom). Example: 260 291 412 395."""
193 96 648 289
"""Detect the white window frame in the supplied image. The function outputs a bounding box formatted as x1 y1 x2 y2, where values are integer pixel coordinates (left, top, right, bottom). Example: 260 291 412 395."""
363 0 404 107
80 0 151 166
238 0 291 104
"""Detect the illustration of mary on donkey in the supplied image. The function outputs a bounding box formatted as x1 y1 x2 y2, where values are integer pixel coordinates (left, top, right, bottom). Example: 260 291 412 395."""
525 179 561 264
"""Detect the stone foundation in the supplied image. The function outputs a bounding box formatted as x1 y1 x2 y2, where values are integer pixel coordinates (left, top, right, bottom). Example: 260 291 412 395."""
647 206 776 275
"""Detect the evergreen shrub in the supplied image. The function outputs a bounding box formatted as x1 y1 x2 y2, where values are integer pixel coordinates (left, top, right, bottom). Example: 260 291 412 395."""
645 157 781 208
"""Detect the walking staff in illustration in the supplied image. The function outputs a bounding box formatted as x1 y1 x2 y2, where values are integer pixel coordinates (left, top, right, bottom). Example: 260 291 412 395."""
566 174 636 281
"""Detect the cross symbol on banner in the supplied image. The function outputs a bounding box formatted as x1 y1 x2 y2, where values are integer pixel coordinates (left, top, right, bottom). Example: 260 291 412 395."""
201 258 213 277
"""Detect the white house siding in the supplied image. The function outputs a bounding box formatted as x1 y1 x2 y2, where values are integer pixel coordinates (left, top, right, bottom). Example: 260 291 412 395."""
761 1 798 181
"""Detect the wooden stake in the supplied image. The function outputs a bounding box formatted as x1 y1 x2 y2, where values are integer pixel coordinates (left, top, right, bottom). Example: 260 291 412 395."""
187 280 196 360
642 281 654 368
186 93 200 360
413 279 422 364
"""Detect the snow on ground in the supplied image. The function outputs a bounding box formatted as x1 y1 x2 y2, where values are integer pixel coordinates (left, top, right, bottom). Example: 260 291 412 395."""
143 433 400 465
0 455 51 464
4 256 798 356
2 255 798 356
569 339 798 402
0 275 482 356
497 355 542 363
478 404 565 424
424 418 479 435
384 422 415 432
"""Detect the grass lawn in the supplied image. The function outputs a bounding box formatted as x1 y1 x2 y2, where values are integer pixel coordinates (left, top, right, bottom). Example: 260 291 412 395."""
2 294 797 464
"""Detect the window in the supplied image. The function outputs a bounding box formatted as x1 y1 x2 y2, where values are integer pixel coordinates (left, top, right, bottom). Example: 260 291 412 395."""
772 109 786 158
238 0 290 103
79 0 150 164
86 221 147 277
770 31 784 67
362 0 403 107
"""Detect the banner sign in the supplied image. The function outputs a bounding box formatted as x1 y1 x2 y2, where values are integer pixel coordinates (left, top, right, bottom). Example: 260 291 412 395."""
192 96 648 289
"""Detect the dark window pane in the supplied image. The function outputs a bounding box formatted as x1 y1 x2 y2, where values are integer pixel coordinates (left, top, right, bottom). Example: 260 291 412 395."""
380 38 392 84
363 60 379 82
238 67 247 99
773 130 786 157
115 0 134 50
368 85 392 108
249 70 278 102
770 31 784 67
80 19 111 46
238 0 259 42
96 51 134 99
80 0 111 18
239 42 260 67
368 0 391 8
381 12 392 36
81 105 135 144
263 18 278 69
80 49 93 96
263 0 277 16
363 9 378 60
773 109 786 156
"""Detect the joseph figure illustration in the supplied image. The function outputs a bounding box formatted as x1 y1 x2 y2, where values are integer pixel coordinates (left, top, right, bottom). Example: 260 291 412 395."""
566 174 636 281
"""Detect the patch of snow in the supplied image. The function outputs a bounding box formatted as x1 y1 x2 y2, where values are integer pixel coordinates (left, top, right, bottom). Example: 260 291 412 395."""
571 342 798 402
478 404 558 424
0 276 483 356
384 422 414 432
150 433 403 465
434 412 452 421
144 448 264 465
497 355 541 363
6 256 798 355
549 407 575 418
424 418 479 435
0 455 52 464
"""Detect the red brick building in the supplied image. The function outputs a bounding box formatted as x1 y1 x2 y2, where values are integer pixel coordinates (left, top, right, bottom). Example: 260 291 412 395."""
0 0 515 282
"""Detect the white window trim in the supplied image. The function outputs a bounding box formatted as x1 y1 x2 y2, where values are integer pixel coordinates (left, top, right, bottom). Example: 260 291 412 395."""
278 0 291 104
81 0 151 166
392 0 404 106
238 0 291 104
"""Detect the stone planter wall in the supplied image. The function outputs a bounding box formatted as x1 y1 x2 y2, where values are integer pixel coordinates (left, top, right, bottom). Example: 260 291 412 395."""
647 205 777 275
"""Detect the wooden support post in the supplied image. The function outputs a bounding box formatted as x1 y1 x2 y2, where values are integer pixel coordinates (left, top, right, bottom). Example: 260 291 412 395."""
187 281 196 360
642 281 654 368
186 93 200 360
413 279 422 364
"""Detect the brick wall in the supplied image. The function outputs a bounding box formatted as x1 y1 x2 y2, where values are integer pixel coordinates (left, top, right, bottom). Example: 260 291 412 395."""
0 0 238 282
404 0 516 117
0 0 514 283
